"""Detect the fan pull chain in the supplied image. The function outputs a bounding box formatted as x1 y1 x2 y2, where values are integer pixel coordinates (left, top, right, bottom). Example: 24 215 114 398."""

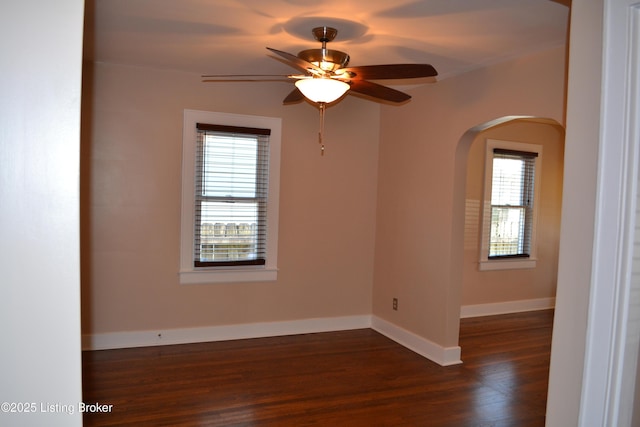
318 102 326 155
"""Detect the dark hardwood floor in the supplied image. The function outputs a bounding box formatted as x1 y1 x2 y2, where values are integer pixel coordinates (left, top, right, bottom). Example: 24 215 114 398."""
82 310 554 426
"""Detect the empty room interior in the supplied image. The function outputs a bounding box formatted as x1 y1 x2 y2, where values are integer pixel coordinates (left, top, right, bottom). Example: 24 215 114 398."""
7 0 639 426
78 1 568 424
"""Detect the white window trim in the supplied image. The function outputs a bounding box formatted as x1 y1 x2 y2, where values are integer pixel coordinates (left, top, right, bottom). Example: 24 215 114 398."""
479 139 542 271
179 109 281 284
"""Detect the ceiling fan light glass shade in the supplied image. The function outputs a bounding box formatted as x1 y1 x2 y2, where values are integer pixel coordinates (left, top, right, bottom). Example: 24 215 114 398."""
295 78 350 103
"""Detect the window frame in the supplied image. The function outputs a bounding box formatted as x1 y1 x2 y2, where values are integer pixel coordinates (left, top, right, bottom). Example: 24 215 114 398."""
179 110 281 284
479 139 542 271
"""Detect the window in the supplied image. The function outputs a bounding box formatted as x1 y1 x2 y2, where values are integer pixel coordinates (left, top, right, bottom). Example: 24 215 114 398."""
194 123 269 267
180 110 281 283
480 139 542 270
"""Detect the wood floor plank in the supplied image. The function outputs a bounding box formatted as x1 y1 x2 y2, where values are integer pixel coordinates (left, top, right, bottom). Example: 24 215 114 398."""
82 310 554 426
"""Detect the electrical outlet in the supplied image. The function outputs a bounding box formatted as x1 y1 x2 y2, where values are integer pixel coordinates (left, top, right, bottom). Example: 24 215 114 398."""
393 298 398 311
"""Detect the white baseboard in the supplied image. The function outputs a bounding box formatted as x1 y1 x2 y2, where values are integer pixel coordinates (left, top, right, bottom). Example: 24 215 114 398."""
83 315 371 351
371 316 462 366
83 314 462 367
85 306 541 367
460 297 556 318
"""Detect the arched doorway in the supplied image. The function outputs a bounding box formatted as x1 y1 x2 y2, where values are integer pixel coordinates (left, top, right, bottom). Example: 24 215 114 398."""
451 116 565 334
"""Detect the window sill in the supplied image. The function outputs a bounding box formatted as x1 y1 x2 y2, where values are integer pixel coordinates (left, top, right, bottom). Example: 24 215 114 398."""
479 258 537 271
179 267 278 284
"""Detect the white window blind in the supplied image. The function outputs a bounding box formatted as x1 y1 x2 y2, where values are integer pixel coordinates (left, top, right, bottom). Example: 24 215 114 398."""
194 123 270 267
489 149 538 258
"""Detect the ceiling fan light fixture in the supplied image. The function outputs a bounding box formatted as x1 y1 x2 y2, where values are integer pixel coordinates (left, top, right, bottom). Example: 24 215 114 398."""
295 78 350 104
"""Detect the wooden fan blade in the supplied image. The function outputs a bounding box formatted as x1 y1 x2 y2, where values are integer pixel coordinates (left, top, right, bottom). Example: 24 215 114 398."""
283 88 304 105
348 80 412 103
202 74 291 78
341 64 437 80
266 47 324 74
201 74 293 82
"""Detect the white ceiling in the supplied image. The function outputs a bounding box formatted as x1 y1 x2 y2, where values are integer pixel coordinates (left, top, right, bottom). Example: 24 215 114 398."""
84 0 569 83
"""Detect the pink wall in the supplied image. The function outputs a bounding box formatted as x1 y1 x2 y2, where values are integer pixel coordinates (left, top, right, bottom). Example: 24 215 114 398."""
373 46 566 347
81 62 380 334
82 45 566 350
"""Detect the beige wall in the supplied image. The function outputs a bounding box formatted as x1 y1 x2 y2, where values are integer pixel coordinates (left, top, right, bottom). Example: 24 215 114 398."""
81 61 380 334
462 120 564 305
82 45 566 346
373 46 566 347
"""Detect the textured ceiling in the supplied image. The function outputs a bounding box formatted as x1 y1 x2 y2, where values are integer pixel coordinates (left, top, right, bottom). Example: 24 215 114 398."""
84 0 569 82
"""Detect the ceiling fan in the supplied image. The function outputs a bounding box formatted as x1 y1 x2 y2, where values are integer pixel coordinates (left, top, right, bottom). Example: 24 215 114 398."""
202 26 438 154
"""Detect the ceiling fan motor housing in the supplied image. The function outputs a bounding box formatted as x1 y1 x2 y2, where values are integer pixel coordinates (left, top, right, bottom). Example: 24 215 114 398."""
298 27 349 71
297 49 350 71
